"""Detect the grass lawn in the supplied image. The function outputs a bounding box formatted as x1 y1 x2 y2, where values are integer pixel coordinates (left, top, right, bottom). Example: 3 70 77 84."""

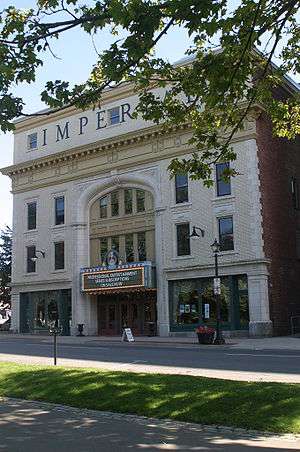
0 362 299 434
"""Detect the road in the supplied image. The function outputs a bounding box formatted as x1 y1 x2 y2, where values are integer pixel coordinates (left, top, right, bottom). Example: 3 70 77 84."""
0 398 299 451
0 336 299 382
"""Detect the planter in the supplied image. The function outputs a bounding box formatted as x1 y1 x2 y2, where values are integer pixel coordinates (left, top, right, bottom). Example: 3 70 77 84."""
197 332 214 344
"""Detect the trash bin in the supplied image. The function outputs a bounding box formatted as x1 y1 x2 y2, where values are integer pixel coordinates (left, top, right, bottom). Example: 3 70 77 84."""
147 322 156 337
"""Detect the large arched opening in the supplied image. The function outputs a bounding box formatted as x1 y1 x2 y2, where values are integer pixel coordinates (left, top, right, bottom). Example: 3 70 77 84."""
84 185 157 335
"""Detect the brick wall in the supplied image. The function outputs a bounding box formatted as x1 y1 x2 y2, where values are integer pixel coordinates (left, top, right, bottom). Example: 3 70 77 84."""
256 113 300 335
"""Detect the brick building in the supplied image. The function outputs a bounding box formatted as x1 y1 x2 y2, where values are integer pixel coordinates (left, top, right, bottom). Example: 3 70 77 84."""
1 72 299 337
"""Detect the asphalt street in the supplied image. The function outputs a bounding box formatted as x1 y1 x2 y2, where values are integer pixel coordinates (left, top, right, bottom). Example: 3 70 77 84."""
0 336 299 382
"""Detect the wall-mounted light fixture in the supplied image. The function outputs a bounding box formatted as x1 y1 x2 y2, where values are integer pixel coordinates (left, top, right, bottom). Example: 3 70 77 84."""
31 250 46 263
190 225 205 239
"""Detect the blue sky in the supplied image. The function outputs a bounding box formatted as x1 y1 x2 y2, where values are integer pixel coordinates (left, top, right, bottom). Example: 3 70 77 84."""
0 1 193 230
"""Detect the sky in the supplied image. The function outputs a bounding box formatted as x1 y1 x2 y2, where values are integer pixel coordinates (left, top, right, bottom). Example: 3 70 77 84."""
0 0 194 230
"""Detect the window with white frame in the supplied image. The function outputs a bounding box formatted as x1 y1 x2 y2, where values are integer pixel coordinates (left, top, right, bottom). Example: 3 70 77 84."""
108 107 120 125
216 162 231 196
27 133 38 150
218 216 234 251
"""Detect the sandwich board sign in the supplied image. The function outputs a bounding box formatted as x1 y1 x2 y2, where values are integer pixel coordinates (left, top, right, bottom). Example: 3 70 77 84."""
122 328 135 342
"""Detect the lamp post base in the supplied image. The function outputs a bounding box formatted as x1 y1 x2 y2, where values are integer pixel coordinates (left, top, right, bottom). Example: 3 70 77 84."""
214 336 225 345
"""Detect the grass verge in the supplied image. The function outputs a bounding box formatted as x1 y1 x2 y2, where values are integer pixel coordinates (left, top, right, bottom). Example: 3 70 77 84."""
0 362 299 434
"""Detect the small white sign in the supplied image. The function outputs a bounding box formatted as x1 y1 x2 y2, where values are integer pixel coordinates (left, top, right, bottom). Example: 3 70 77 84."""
204 303 210 319
213 277 221 295
122 328 135 342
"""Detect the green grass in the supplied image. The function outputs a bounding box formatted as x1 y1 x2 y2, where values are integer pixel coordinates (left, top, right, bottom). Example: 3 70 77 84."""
0 362 299 434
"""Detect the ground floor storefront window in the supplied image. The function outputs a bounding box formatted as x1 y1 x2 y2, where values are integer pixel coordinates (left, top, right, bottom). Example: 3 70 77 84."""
20 289 72 335
169 275 248 332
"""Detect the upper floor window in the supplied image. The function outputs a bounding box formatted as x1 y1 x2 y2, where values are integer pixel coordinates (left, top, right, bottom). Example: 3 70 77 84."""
111 191 119 216
54 241 65 270
176 223 191 256
55 196 65 225
218 216 234 251
100 196 108 218
216 162 231 196
291 177 300 210
27 202 37 230
136 189 146 212
125 234 134 262
100 237 108 264
111 236 119 253
26 245 36 273
175 173 189 203
124 189 133 215
137 231 146 261
27 133 37 150
108 107 120 125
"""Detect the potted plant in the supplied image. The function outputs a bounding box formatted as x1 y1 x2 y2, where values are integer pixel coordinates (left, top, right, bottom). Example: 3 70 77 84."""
195 325 216 344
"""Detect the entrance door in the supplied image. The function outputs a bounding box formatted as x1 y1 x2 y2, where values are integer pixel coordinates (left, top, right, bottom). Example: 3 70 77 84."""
98 302 118 335
97 292 157 336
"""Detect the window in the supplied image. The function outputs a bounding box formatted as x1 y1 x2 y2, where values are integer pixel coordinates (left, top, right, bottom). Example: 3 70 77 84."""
26 246 36 273
55 196 65 225
27 202 37 230
175 174 189 203
99 196 108 218
176 223 190 256
136 190 145 212
111 236 119 253
124 189 133 215
138 231 147 261
27 133 38 150
54 242 64 270
125 234 134 262
108 107 120 125
291 177 300 210
111 192 119 216
100 237 108 264
218 217 234 251
216 162 231 196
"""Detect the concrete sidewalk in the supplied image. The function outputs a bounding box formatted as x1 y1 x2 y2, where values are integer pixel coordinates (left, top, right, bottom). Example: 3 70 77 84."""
0 397 299 451
1 332 300 350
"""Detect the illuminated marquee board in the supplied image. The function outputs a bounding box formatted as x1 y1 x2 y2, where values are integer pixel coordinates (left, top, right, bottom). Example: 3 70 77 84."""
81 262 154 292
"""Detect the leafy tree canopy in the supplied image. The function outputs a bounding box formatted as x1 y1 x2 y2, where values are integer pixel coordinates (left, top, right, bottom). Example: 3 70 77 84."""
0 0 299 184
0 226 12 304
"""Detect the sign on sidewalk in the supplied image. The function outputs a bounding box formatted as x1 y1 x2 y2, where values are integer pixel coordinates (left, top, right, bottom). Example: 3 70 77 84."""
122 328 135 342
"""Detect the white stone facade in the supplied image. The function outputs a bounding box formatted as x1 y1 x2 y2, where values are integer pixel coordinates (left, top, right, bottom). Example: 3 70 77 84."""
2 85 273 337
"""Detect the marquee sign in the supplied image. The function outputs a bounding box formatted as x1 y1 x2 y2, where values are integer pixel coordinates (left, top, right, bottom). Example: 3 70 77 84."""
80 262 155 292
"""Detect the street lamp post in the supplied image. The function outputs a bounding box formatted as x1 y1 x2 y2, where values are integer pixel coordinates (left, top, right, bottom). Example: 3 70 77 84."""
211 239 225 345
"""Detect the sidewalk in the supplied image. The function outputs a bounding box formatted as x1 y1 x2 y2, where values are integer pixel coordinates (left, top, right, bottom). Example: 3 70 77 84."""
0 397 299 451
1 332 300 350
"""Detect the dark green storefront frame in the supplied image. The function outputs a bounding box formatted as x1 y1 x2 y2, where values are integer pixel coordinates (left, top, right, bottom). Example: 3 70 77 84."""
168 275 249 332
20 289 72 336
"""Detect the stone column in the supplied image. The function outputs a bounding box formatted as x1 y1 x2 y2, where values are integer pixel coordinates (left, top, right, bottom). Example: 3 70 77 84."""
248 274 273 337
155 206 169 336
71 223 97 336
10 291 20 333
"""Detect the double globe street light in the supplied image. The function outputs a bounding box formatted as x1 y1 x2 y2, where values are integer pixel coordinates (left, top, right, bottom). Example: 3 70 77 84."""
191 227 225 345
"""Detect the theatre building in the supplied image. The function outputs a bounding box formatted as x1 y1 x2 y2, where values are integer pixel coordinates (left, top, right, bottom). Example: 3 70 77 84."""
2 76 300 337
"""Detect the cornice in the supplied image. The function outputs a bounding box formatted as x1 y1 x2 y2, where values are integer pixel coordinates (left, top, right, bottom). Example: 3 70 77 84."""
2 122 192 177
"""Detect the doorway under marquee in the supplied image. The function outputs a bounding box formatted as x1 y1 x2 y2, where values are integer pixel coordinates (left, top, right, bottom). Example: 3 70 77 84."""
97 289 157 336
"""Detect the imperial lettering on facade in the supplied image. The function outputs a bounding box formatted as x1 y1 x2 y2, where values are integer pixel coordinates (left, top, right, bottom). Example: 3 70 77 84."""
40 102 134 145
1 58 300 338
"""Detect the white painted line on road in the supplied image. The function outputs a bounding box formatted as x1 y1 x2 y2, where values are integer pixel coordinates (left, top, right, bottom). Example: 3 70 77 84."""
131 360 148 364
226 353 300 358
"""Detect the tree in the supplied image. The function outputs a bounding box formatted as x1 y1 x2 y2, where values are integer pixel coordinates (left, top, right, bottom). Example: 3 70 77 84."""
0 0 300 184
0 226 12 305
